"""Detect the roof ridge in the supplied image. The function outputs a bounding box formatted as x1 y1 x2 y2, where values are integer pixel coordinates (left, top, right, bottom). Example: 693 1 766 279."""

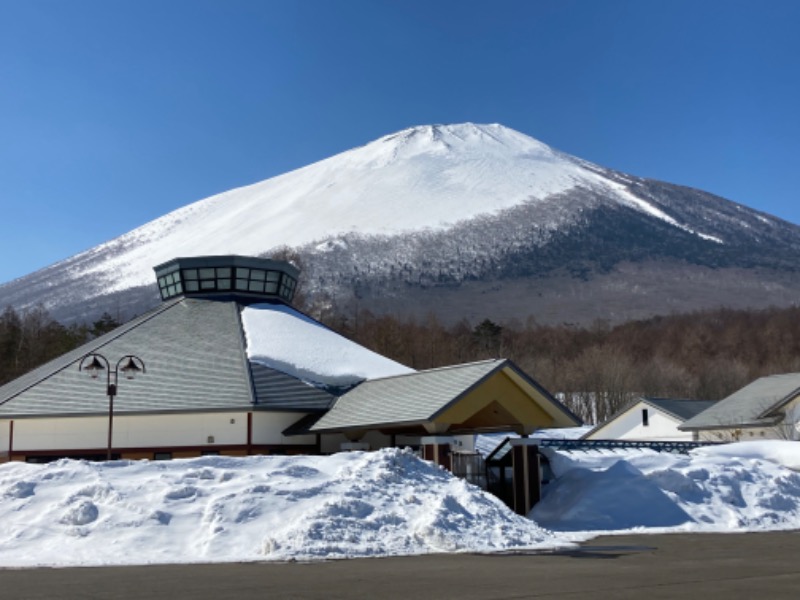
362 358 504 383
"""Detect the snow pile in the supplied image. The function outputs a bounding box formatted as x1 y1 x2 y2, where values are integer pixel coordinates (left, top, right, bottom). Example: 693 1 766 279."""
241 303 414 387
3 441 800 568
0 449 557 568
532 441 800 533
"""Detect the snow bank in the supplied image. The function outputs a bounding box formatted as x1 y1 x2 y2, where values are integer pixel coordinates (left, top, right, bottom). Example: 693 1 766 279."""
692 440 800 471
0 449 558 568
241 303 414 387
532 441 800 533
4 441 800 568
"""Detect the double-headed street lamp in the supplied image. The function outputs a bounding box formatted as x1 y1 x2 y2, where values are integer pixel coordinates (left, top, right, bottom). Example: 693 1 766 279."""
78 353 146 460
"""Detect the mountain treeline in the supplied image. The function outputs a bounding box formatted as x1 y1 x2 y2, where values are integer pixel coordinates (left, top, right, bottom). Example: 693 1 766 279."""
2 302 800 426
320 305 800 424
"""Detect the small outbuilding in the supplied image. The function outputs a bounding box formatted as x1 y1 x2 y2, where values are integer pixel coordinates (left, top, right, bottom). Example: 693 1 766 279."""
582 397 717 442
680 373 800 441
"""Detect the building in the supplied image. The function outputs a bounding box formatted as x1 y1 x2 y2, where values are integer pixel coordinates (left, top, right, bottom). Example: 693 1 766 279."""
0 255 580 464
680 373 800 441
581 397 717 442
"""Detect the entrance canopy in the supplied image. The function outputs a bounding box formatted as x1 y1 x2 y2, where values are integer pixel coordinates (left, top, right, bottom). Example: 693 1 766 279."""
309 359 581 438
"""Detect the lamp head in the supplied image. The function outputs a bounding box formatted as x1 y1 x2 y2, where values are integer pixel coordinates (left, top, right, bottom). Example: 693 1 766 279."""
120 356 143 380
83 356 105 379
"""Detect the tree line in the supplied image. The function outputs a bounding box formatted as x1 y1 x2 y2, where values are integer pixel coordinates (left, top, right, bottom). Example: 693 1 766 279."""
0 306 119 386
319 305 800 424
2 301 800 426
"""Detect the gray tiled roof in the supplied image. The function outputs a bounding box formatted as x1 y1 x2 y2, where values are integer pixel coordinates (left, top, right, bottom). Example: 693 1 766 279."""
643 398 718 421
680 373 800 430
250 362 335 411
311 359 580 433
0 298 255 417
311 359 506 432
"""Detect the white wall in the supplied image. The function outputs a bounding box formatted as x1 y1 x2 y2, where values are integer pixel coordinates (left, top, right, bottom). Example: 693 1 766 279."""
586 402 693 441
251 412 316 446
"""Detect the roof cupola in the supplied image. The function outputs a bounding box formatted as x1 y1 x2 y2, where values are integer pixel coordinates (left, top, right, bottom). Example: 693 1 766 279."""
153 255 299 305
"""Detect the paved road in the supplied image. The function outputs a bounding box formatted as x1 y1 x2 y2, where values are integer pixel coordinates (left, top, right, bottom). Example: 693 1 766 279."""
3 531 800 599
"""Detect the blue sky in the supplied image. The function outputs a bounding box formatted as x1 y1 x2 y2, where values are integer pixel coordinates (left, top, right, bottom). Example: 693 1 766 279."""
1 0 799 285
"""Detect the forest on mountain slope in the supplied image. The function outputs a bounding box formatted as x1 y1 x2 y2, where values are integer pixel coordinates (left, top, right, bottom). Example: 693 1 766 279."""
2 302 799 425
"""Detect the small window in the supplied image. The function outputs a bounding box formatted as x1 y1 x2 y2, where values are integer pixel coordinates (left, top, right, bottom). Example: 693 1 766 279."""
217 267 231 278
185 281 199 292
642 409 649 427
199 268 215 279
184 269 198 280
153 452 172 461
251 269 266 281
218 278 231 290
235 278 248 291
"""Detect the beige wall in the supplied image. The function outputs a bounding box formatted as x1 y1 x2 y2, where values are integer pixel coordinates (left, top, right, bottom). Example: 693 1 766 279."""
0 410 322 456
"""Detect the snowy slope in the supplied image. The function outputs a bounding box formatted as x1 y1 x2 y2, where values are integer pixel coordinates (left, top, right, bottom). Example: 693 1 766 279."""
4 122 800 326
68 123 719 292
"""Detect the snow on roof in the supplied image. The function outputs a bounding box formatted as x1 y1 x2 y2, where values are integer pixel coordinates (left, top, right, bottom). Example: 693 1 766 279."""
241 303 414 388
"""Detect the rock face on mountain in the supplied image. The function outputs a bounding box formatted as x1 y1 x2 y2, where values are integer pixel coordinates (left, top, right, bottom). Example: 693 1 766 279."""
2 123 799 325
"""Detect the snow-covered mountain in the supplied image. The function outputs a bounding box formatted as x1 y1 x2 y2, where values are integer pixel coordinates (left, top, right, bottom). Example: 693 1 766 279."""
3 123 800 325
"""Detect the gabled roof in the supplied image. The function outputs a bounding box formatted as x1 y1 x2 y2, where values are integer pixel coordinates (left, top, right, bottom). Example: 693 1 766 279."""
310 358 580 433
644 398 718 421
582 397 717 440
680 373 800 431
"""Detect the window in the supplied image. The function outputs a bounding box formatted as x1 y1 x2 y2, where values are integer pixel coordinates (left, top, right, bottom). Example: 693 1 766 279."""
153 452 172 461
642 409 649 427
157 271 183 300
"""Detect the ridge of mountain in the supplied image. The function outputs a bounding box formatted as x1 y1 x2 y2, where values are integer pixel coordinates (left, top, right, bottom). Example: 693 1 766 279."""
2 123 799 326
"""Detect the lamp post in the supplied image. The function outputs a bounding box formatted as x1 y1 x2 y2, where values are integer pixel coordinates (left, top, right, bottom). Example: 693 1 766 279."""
79 353 146 460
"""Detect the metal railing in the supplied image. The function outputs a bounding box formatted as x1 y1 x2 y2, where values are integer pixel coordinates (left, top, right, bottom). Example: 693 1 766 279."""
534 438 719 454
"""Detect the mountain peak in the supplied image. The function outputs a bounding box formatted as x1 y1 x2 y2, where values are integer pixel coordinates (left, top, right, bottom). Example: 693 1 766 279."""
370 123 556 161
4 122 799 329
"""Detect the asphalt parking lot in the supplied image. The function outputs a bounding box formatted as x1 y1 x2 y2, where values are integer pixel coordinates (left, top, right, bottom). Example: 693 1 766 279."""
2 531 800 600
